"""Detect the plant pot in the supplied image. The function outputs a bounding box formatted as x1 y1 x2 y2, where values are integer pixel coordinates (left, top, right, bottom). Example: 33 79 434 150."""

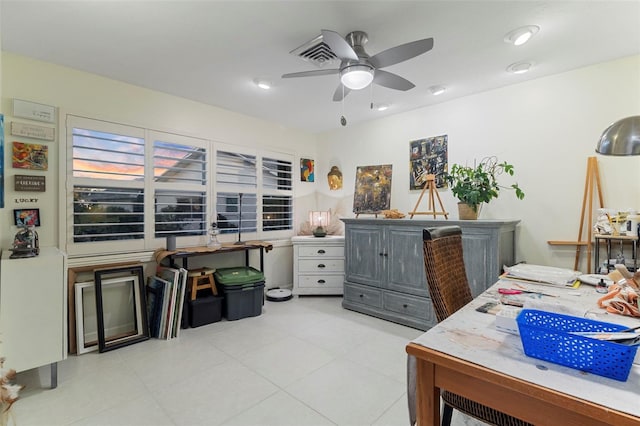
458 203 479 220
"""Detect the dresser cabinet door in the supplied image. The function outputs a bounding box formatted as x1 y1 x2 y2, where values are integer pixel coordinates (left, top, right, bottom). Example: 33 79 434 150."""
385 226 429 297
345 225 384 287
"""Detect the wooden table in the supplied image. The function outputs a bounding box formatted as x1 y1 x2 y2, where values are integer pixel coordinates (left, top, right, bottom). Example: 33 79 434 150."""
154 240 273 270
406 280 640 426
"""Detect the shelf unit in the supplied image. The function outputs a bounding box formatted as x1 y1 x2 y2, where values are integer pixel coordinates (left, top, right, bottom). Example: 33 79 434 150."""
0 247 67 388
593 234 638 273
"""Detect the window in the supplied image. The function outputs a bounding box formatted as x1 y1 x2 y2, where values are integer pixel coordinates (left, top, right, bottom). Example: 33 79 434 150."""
262 156 293 231
73 186 144 242
215 146 293 239
65 116 209 256
152 135 208 238
64 116 294 256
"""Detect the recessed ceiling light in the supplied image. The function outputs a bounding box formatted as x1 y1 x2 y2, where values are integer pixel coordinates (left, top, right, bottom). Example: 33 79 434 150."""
504 25 540 46
429 85 446 96
254 79 272 90
375 103 389 111
506 61 532 74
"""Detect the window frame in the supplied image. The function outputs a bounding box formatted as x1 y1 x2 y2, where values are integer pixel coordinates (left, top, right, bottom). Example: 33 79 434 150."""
61 115 295 257
213 143 294 242
63 116 212 256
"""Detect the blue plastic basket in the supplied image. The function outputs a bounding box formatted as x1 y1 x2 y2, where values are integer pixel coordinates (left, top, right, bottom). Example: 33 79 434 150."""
516 309 638 381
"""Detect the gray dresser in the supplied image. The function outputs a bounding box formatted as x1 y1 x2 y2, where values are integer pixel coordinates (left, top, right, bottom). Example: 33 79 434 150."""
341 218 520 330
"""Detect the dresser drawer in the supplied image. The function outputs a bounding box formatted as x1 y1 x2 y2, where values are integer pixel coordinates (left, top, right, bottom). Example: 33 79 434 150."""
298 259 344 273
383 292 434 321
298 245 345 257
344 283 382 308
298 275 344 289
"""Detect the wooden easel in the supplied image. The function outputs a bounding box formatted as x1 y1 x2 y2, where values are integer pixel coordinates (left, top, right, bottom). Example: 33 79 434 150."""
409 174 449 219
548 156 604 272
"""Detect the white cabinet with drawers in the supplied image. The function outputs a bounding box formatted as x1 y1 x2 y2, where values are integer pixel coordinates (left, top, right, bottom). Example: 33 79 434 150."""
292 236 345 295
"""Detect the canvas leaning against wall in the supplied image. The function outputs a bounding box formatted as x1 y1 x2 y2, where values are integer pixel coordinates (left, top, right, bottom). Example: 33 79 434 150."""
353 164 393 214
409 135 448 190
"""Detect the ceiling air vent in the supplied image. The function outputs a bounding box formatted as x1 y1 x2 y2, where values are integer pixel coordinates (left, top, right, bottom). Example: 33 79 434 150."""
290 34 339 68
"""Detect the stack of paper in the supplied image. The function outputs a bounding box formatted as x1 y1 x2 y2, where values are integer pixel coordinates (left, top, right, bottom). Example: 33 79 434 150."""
501 264 581 287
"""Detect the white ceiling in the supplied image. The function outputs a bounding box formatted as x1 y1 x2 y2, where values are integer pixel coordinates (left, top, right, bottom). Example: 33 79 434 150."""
2 1 639 133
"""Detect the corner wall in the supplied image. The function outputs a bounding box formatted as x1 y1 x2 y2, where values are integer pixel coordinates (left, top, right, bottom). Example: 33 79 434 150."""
316 55 640 272
1 52 318 288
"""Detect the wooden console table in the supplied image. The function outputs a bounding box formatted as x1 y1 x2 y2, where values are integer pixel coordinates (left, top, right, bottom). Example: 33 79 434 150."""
154 240 273 270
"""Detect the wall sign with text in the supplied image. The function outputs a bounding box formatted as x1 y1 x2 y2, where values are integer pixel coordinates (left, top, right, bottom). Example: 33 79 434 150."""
14 175 46 192
11 121 56 141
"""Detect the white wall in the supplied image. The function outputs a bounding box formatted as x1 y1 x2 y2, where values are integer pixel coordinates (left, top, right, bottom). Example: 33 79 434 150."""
2 52 640 278
315 55 640 273
1 52 318 288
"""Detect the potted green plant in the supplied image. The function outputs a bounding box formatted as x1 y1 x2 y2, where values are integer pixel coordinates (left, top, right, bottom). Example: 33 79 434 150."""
443 156 525 219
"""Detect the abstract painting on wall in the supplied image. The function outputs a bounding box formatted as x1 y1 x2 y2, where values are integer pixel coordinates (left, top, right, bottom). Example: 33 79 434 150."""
409 135 448 190
353 164 393 214
300 158 314 182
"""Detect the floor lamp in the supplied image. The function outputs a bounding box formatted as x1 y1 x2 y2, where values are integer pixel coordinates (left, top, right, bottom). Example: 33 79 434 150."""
595 116 640 156
235 193 244 245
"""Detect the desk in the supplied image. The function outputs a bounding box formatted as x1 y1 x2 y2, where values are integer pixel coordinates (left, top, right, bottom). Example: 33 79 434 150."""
406 280 640 426
154 240 273 270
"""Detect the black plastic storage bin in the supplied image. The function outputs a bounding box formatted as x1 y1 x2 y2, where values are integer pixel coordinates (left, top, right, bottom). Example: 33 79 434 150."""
221 282 265 320
188 295 223 327
214 267 265 320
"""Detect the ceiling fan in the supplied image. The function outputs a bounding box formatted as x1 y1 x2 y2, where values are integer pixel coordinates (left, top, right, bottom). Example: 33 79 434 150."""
282 30 434 101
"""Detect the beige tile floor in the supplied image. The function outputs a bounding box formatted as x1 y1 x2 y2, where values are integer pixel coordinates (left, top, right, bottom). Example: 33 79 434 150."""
13 296 483 426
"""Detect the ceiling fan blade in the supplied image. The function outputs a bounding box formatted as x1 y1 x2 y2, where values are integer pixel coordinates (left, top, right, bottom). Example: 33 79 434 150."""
373 69 415 91
332 84 351 101
321 29 358 61
368 37 434 69
282 69 339 78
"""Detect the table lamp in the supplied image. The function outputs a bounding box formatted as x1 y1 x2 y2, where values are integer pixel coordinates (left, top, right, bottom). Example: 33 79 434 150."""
309 210 330 237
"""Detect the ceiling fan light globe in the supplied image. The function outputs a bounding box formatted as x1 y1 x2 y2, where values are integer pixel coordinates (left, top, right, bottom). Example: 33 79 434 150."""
340 65 374 90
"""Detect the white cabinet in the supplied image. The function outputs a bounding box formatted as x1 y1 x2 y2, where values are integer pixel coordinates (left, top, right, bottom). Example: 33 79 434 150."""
292 236 345 295
0 247 67 387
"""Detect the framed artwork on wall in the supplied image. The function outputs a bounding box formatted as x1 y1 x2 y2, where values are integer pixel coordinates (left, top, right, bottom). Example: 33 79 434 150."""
14 208 40 227
301 158 315 182
353 164 393 214
12 141 48 170
409 135 448 190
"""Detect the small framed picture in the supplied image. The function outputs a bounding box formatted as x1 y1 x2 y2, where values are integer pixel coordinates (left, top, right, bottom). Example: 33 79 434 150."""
14 208 41 227
301 158 315 182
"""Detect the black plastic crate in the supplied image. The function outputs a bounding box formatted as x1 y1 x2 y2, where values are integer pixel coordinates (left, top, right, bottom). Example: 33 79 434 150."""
188 295 223 327
222 283 265 320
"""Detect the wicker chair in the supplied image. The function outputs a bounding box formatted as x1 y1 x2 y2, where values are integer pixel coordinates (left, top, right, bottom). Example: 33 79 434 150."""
422 226 532 426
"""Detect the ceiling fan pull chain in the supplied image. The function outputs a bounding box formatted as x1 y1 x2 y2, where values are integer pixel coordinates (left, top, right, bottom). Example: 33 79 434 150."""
370 83 374 109
340 85 347 126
